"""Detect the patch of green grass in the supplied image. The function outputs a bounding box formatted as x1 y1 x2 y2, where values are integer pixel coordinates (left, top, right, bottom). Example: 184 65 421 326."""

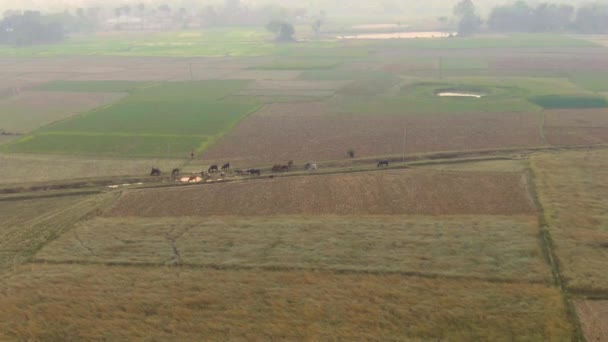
371 33 598 49
441 58 488 70
529 95 608 109
331 77 595 114
569 72 608 91
5 81 261 157
0 29 277 57
34 81 152 93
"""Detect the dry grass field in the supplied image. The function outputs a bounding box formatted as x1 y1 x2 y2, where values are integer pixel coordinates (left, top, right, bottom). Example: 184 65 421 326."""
36 215 550 282
106 169 535 217
0 193 114 272
0 153 182 184
532 150 608 292
0 264 572 341
575 300 608 342
202 102 544 164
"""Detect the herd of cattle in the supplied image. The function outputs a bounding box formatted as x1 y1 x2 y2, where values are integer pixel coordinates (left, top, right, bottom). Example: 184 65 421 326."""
149 159 391 179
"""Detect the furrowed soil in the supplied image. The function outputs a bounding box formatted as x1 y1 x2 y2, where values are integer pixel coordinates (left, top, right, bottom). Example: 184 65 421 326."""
575 300 608 342
36 215 550 283
202 102 544 164
107 169 535 217
531 150 608 292
544 108 608 146
0 264 572 341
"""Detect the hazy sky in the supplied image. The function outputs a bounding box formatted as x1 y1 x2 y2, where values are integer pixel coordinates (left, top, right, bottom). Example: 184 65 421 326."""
1 0 602 16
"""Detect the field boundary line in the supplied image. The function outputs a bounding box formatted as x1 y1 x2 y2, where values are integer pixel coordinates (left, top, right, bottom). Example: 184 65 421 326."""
29 258 552 287
527 161 586 342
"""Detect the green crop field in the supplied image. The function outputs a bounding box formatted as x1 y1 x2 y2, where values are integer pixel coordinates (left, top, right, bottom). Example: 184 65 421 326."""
529 95 608 109
330 77 594 115
3 81 261 157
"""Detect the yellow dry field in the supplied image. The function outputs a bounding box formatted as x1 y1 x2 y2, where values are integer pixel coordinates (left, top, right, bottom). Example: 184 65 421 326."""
107 169 536 217
0 194 114 272
532 150 608 292
0 264 572 341
36 215 550 283
575 300 608 342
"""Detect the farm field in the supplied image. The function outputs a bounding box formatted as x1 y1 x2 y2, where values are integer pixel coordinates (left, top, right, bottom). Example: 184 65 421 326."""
0 193 114 272
544 108 608 146
1 28 608 340
0 91 126 134
106 169 535 217
531 150 608 292
0 153 183 184
202 102 545 164
3 81 261 158
0 264 572 341
575 300 608 342
36 215 550 283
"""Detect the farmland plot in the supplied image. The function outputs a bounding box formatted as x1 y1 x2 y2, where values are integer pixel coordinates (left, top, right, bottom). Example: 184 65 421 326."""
575 300 608 342
0 91 126 134
0 265 572 341
544 109 608 146
0 154 182 184
532 150 608 292
202 102 544 164
107 169 535 217
0 194 112 272
37 215 550 282
5 81 261 158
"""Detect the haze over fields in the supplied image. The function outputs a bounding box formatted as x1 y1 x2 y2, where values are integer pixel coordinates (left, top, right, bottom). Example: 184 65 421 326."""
1 0 608 340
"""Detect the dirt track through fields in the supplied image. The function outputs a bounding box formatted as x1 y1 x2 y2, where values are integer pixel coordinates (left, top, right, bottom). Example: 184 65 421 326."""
107 169 535 217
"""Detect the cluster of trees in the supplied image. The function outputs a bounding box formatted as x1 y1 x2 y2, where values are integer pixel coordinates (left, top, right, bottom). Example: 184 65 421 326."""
455 0 608 35
0 11 66 46
488 1 608 33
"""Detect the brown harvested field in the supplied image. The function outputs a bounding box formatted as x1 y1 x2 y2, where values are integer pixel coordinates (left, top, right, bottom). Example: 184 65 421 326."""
545 109 608 128
575 300 608 342
0 264 572 341
37 215 550 282
544 109 608 146
490 56 608 71
107 169 535 217
531 150 608 292
202 102 544 164
544 127 608 146
235 80 349 98
0 91 126 133
0 153 182 184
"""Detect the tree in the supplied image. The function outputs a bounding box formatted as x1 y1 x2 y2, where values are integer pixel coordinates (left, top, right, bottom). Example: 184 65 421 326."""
453 0 481 36
575 3 608 33
265 20 295 42
312 19 322 37
138 3 145 30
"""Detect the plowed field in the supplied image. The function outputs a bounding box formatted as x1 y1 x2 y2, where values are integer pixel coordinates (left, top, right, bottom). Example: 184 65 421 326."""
575 300 608 342
107 169 535 217
544 109 608 146
202 102 544 164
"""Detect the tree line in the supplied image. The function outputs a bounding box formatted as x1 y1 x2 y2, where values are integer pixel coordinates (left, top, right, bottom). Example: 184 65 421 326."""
0 11 67 46
455 0 608 35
